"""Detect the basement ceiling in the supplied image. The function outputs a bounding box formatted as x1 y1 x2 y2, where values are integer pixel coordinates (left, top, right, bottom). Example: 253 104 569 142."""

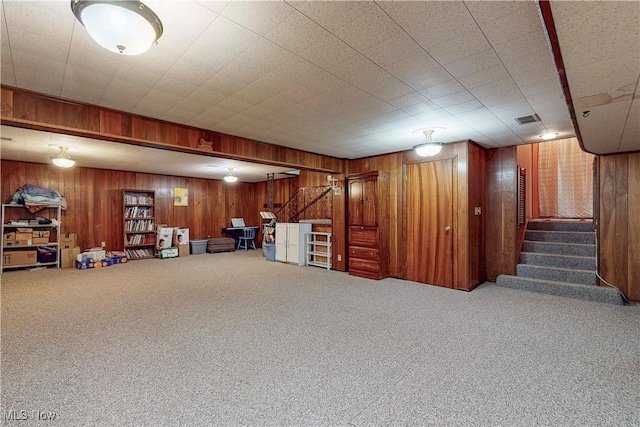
0 1 638 178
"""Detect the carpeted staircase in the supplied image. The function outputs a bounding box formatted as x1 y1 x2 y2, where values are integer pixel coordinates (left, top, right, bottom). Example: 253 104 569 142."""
496 220 625 305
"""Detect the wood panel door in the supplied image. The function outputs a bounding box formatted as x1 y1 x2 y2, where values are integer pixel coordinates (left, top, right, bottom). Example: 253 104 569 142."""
348 178 364 226
406 159 454 288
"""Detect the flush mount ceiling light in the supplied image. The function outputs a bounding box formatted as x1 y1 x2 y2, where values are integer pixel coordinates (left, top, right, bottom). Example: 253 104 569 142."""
223 168 238 183
50 146 77 168
413 130 443 157
540 132 559 140
71 0 163 55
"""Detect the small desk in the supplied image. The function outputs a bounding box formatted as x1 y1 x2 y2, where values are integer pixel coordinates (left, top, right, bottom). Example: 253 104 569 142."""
221 226 259 240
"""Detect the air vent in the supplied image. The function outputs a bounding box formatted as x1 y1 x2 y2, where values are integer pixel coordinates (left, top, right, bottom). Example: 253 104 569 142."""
514 114 541 125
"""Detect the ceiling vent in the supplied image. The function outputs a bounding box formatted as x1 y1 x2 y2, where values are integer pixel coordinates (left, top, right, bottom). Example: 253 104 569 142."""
514 114 541 125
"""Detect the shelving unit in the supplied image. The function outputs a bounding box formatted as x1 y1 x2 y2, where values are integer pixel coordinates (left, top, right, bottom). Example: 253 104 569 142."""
123 190 156 260
1 204 61 273
306 232 332 270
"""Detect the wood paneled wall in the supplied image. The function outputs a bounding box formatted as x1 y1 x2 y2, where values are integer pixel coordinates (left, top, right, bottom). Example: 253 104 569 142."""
485 147 518 280
598 153 640 301
1 160 258 252
467 142 487 287
1 86 345 173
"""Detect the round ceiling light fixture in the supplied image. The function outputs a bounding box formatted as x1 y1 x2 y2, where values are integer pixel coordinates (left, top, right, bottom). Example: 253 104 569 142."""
540 132 559 140
71 0 163 55
413 129 443 157
223 168 238 183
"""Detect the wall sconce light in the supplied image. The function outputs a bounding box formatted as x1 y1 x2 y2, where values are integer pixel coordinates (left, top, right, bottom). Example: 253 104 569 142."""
224 168 238 183
50 146 76 168
413 129 443 157
327 174 341 195
71 0 163 55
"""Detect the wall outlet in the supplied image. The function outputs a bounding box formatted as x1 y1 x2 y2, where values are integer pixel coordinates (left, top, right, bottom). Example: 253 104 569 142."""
337 254 342 262
101 241 106 247
474 207 482 215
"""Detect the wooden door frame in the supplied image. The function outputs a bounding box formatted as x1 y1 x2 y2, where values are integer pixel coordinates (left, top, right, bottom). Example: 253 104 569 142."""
401 155 458 288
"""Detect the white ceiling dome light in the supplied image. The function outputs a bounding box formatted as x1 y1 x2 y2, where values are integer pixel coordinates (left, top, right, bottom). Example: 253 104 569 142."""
50 146 77 168
71 0 163 55
413 129 443 157
223 168 238 183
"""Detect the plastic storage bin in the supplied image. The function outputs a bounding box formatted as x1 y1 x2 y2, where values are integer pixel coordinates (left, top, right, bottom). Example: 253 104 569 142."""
264 242 275 262
190 239 208 254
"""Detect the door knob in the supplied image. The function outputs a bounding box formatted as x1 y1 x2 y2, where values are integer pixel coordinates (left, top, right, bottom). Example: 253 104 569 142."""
445 226 451 232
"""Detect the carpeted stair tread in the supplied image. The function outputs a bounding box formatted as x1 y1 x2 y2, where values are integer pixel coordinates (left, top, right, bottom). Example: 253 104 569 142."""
516 263 597 286
520 252 596 270
496 274 624 305
521 240 595 257
526 220 594 232
525 230 595 244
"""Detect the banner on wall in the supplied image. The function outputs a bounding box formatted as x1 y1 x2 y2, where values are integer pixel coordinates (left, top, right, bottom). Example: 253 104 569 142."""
173 188 188 206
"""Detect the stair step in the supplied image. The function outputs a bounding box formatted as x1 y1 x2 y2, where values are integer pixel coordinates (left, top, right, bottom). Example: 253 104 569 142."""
517 264 597 286
527 220 594 232
496 274 624 305
520 252 596 270
525 230 595 244
521 241 595 257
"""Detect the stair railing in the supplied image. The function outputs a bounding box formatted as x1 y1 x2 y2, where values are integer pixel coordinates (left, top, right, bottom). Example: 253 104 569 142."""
275 186 333 223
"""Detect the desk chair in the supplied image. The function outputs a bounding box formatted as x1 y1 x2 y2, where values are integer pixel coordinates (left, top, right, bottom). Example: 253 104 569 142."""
237 227 257 251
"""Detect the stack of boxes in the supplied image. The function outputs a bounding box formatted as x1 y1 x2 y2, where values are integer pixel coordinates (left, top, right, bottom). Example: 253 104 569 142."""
60 233 80 268
156 227 189 259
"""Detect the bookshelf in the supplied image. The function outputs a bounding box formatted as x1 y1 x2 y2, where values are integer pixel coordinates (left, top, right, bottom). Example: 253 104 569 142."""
123 190 155 260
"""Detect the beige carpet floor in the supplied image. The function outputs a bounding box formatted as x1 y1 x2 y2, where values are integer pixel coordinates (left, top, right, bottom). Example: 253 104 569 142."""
2 250 639 426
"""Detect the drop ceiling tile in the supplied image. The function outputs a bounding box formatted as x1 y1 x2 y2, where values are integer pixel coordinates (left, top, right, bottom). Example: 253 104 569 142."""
113 65 162 91
152 76 198 98
266 11 333 55
469 77 520 99
165 61 213 87
369 80 415 102
419 80 465 100
188 106 237 128
427 27 491 66
493 32 549 66
401 101 441 116
99 79 150 111
444 100 485 115
404 66 454 91
193 1 231 14
3 1 73 46
411 108 454 125
161 109 200 124
148 1 219 54
200 75 246 97
6 26 71 65
479 3 542 45
215 97 254 114
332 7 404 53
566 58 639 99
328 55 395 93
297 1 376 33
387 93 429 109
444 49 502 79
384 53 440 81
362 33 427 70
432 90 476 108
299 34 359 68
133 90 185 118
465 1 529 27
619 99 640 152
11 50 65 96
477 89 523 108
220 1 296 36
457 65 511 89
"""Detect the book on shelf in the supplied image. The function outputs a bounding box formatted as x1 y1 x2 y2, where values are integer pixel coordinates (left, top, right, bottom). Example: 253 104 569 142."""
124 194 154 205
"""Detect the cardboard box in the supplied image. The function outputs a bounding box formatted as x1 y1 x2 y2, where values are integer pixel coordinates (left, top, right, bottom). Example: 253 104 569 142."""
178 244 189 257
32 230 50 238
3 250 37 266
60 233 77 249
76 250 106 262
32 237 49 245
3 232 16 246
159 247 179 259
16 228 33 233
156 228 174 252
15 233 32 246
61 247 81 268
173 228 189 246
